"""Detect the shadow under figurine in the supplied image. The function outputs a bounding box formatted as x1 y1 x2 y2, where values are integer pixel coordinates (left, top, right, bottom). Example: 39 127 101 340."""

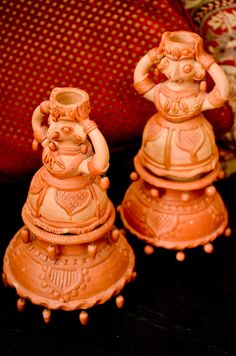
3 87 136 324
120 31 231 261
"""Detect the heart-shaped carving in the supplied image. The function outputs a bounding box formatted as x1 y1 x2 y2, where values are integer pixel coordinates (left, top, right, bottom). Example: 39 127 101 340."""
44 266 83 295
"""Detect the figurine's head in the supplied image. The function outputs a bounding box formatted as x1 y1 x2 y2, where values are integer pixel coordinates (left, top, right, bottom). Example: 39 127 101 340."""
45 87 91 144
156 31 206 83
47 119 87 146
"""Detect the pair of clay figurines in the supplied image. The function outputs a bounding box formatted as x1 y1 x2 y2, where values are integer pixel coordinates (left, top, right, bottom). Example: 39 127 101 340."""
2 31 231 324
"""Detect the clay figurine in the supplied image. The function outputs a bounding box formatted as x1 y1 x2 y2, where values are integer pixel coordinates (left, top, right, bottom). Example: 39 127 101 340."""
120 31 231 260
3 87 135 323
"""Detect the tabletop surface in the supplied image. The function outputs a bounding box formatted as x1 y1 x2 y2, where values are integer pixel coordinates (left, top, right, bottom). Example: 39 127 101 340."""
0 145 236 356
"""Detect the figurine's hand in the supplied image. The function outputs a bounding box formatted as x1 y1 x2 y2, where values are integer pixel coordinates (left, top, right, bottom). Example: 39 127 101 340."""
80 118 98 135
74 100 91 122
148 47 164 65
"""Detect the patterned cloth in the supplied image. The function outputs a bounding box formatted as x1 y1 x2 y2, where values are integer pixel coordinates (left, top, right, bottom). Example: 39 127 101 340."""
183 0 236 173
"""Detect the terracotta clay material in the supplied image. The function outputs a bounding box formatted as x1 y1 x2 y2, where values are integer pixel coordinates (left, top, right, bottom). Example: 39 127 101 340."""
121 177 227 250
121 31 230 258
3 87 135 321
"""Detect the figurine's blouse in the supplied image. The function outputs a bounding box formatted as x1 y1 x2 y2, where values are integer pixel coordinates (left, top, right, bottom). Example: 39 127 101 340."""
154 83 205 122
138 82 218 179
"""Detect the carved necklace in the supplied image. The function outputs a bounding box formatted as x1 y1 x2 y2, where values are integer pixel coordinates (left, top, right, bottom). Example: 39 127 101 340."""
159 83 202 115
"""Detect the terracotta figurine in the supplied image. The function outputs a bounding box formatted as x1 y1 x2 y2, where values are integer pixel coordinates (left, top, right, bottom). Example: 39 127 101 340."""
3 87 135 323
120 31 231 260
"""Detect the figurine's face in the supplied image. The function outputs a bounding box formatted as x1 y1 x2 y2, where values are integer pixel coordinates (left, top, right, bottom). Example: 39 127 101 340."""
159 57 196 83
47 121 87 144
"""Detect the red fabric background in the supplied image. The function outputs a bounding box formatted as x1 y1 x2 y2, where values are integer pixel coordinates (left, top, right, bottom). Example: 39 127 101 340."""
0 0 193 176
1 0 232 177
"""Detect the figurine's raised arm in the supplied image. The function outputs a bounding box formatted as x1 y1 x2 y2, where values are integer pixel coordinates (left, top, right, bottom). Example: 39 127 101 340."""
195 39 230 111
133 32 168 102
31 101 50 150
133 54 156 102
79 118 109 175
